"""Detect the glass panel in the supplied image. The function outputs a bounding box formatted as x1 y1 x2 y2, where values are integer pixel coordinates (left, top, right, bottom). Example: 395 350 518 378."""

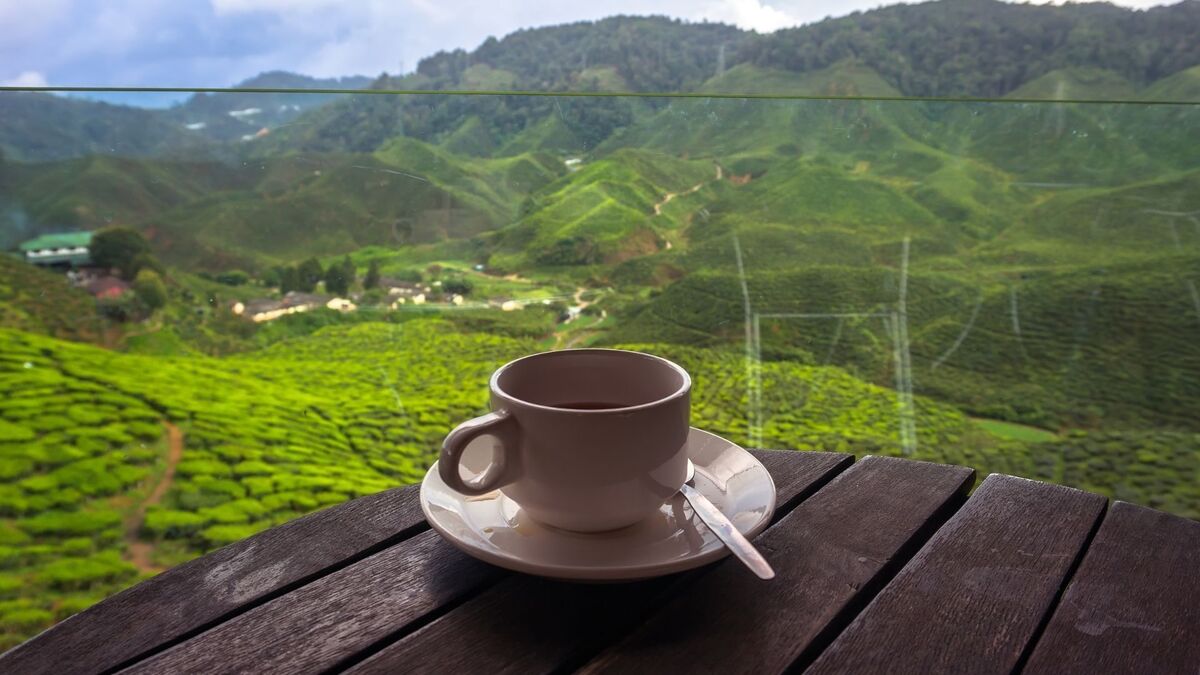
0 86 1197 643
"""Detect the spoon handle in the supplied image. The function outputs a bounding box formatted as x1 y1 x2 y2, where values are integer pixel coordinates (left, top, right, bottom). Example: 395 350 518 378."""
679 483 775 580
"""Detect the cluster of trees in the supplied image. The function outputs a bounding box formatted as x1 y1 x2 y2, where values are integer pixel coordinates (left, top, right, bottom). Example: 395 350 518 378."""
269 257 382 296
90 227 160 282
90 227 168 320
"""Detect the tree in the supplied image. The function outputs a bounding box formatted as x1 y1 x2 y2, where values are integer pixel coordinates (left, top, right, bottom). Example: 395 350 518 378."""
341 257 357 291
324 263 349 296
364 260 381 290
91 227 153 280
358 288 386 306
443 278 473 295
263 266 285 288
214 270 249 286
279 267 300 294
323 257 357 296
132 270 168 312
296 258 323 293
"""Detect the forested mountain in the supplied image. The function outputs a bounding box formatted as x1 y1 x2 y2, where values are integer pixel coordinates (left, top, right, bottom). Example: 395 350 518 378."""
380 1 1200 98
0 72 373 162
745 0 1200 97
166 71 374 142
2 1 1199 162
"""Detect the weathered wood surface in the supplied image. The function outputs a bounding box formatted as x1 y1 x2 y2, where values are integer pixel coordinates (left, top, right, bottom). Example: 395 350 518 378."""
0 483 428 675
7 449 1197 675
578 456 975 675
344 450 852 675
121 531 505 674
808 474 1106 675
1023 501 1200 675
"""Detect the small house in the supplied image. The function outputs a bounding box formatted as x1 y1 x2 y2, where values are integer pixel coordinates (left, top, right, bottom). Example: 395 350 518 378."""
326 297 356 312
242 292 329 323
84 276 130 299
20 232 94 268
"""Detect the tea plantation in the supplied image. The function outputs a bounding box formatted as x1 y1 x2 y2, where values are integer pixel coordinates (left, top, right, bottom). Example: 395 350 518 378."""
2 317 1196 646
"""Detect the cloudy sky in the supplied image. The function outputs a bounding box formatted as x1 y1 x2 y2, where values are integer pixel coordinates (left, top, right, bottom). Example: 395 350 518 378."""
0 0 1177 105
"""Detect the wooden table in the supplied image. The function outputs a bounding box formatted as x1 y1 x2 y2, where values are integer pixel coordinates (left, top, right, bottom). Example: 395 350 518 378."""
4 451 1198 674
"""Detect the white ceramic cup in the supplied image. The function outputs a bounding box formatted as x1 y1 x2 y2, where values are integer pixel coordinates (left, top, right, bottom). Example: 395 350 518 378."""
440 348 691 532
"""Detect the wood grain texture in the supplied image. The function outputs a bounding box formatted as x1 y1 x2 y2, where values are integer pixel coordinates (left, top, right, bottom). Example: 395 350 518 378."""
808 474 1106 675
578 456 975 675
345 450 852 675
120 530 505 674
1023 501 1200 675
0 484 427 675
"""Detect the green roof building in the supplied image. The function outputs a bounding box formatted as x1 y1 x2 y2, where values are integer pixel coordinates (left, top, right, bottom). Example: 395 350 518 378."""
19 232 94 268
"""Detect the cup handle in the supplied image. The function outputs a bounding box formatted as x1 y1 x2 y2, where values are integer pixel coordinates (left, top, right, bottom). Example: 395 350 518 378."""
439 410 519 496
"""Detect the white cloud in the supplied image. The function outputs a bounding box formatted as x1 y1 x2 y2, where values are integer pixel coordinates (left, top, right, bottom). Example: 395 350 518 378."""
699 0 800 32
3 71 48 87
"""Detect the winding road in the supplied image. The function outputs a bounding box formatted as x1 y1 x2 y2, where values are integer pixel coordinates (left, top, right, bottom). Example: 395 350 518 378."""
653 163 723 216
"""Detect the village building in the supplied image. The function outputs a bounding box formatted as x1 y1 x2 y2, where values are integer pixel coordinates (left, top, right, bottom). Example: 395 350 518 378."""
241 291 329 323
326 297 356 312
84 276 130 299
20 232 93 268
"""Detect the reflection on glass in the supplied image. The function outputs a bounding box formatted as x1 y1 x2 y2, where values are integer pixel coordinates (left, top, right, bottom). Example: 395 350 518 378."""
0 85 1196 646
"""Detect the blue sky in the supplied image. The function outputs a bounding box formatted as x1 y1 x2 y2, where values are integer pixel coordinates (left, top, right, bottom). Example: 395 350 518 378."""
0 0 1174 107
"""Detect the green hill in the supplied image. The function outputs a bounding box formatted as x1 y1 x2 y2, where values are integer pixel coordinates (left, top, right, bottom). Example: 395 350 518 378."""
167 71 373 143
8 157 256 231
604 249 1200 434
1140 64 1200 102
374 136 563 223
134 143 562 269
972 169 1200 267
699 61 900 97
0 94 196 162
487 149 714 269
1006 68 1137 101
0 257 112 344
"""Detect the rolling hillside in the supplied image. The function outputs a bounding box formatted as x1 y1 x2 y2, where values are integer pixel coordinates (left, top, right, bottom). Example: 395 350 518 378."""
487 149 714 269
0 318 1076 646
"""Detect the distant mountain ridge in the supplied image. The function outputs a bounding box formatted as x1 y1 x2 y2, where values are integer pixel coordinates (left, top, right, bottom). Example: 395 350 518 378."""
1 1 1199 163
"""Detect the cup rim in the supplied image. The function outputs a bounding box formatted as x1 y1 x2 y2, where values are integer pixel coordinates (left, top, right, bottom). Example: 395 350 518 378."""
490 348 691 414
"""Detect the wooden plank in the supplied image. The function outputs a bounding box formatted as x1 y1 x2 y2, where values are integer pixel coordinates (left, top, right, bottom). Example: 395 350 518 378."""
121 531 506 674
808 474 1106 675
0 484 427 675
122 451 834 674
1023 501 1200 675
344 450 852 675
578 455 975 675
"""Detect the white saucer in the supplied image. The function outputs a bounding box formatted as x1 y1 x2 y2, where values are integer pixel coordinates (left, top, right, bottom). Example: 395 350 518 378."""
420 427 777 581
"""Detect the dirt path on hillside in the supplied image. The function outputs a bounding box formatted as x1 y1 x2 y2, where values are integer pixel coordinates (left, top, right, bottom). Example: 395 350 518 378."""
553 287 597 349
124 421 184 575
653 163 723 216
